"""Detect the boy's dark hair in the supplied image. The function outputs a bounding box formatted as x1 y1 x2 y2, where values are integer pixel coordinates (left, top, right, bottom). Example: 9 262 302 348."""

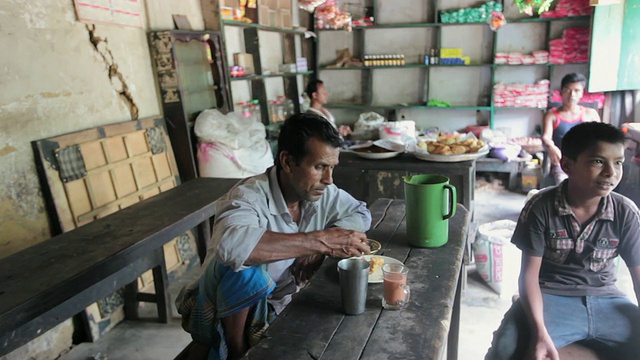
305 79 324 98
561 73 587 90
276 113 342 169
561 122 627 160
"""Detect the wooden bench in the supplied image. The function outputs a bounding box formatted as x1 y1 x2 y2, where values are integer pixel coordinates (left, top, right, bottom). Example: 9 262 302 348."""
0 178 237 356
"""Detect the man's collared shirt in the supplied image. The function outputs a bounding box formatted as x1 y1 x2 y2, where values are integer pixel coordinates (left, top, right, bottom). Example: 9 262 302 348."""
207 166 371 312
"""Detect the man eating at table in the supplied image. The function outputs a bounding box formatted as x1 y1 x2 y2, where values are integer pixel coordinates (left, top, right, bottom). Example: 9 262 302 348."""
176 113 372 360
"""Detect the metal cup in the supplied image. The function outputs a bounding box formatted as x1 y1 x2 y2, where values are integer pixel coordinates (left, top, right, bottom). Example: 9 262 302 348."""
337 258 370 315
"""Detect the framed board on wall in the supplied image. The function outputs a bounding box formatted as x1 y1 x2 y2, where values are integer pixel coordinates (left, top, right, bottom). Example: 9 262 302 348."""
589 0 640 92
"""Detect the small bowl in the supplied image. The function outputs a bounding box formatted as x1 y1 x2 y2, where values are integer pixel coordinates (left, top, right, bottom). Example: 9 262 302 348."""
367 239 382 254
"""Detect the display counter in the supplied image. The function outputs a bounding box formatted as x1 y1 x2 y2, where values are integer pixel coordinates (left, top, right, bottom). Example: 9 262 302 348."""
334 152 476 215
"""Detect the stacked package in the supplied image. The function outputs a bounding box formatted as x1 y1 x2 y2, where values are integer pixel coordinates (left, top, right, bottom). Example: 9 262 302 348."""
550 90 605 109
493 80 550 108
440 1 503 24
541 0 592 18
549 27 590 64
495 51 548 65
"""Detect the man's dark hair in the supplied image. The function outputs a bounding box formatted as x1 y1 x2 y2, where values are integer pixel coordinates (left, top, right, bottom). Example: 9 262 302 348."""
562 122 627 160
561 73 587 90
305 79 324 98
276 113 342 170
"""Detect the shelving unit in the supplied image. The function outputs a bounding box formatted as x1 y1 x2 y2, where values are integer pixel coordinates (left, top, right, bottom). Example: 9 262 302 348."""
315 0 593 137
148 30 232 181
201 1 315 125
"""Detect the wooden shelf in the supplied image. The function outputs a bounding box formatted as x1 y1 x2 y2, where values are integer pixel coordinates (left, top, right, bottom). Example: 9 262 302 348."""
230 71 313 81
222 20 306 34
326 104 491 110
494 107 547 110
319 64 492 71
494 62 588 67
506 15 591 23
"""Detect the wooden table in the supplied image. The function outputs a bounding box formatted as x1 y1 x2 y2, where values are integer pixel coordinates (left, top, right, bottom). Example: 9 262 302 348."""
333 152 476 216
245 199 470 360
0 177 238 356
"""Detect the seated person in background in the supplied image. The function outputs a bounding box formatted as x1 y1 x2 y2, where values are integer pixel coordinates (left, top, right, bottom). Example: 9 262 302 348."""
177 113 371 360
542 73 600 185
305 79 352 137
486 122 640 360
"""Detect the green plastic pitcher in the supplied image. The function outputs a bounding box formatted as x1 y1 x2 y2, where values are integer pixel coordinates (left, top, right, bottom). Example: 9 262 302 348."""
403 174 457 248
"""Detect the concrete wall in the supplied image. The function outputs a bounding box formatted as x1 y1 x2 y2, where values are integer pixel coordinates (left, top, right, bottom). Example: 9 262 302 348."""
0 1 203 358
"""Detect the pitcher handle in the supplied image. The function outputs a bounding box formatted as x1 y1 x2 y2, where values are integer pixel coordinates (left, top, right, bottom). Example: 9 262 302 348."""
443 184 457 220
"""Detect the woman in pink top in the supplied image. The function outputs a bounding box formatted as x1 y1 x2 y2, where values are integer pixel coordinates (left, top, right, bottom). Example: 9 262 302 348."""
542 73 600 184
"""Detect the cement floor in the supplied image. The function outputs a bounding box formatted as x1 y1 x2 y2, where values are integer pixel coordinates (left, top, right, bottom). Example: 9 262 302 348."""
60 176 636 360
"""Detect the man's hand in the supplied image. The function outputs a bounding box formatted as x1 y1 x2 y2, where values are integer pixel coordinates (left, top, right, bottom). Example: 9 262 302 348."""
292 254 325 285
315 228 370 258
526 333 559 360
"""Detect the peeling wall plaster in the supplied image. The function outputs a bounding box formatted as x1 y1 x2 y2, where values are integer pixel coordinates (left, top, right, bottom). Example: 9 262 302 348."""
0 0 205 357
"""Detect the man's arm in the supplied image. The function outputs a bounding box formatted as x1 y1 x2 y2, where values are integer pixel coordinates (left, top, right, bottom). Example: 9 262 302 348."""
245 228 368 266
519 254 559 360
541 111 561 166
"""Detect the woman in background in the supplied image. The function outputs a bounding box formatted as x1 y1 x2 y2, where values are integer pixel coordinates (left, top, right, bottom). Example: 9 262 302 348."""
305 79 351 137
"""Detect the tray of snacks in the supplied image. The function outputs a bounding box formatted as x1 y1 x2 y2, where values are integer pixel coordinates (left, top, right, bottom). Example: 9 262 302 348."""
410 133 489 162
348 139 405 160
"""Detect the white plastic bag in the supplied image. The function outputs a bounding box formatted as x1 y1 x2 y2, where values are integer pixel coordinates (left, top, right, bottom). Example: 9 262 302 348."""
194 109 273 178
351 112 385 140
473 219 517 295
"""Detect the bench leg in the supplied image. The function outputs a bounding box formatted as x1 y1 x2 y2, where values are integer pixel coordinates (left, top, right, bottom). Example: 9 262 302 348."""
124 281 140 320
152 251 171 323
123 249 170 323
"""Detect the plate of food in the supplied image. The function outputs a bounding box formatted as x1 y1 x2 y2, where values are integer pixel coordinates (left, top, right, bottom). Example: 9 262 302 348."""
411 133 489 162
355 255 403 283
367 239 381 254
348 139 405 160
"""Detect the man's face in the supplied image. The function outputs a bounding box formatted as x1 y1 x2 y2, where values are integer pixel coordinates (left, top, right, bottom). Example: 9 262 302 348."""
314 84 329 105
286 137 339 202
561 81 585 106
562 141 624 198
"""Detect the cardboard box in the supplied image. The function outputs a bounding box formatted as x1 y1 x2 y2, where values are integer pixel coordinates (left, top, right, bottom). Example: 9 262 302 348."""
440 48 463 58
279 9 292 28
219 0 241 8
268 9 277 27
234 53 255 75
258 5 270 26
296 57 308 72
277 0 292 10
279 63 297 73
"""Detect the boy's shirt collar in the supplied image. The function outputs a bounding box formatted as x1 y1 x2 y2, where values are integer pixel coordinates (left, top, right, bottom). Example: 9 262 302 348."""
554 180 614 253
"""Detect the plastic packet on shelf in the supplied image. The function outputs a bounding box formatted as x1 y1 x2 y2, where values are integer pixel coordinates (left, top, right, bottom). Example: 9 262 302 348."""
299 0 327 12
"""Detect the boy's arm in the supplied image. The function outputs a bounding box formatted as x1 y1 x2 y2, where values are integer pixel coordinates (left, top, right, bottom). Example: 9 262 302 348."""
629 265 640 307
519 253 560 360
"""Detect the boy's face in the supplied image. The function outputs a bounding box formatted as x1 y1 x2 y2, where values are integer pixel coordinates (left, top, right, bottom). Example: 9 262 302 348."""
561 81 585 105
562 141 625 198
